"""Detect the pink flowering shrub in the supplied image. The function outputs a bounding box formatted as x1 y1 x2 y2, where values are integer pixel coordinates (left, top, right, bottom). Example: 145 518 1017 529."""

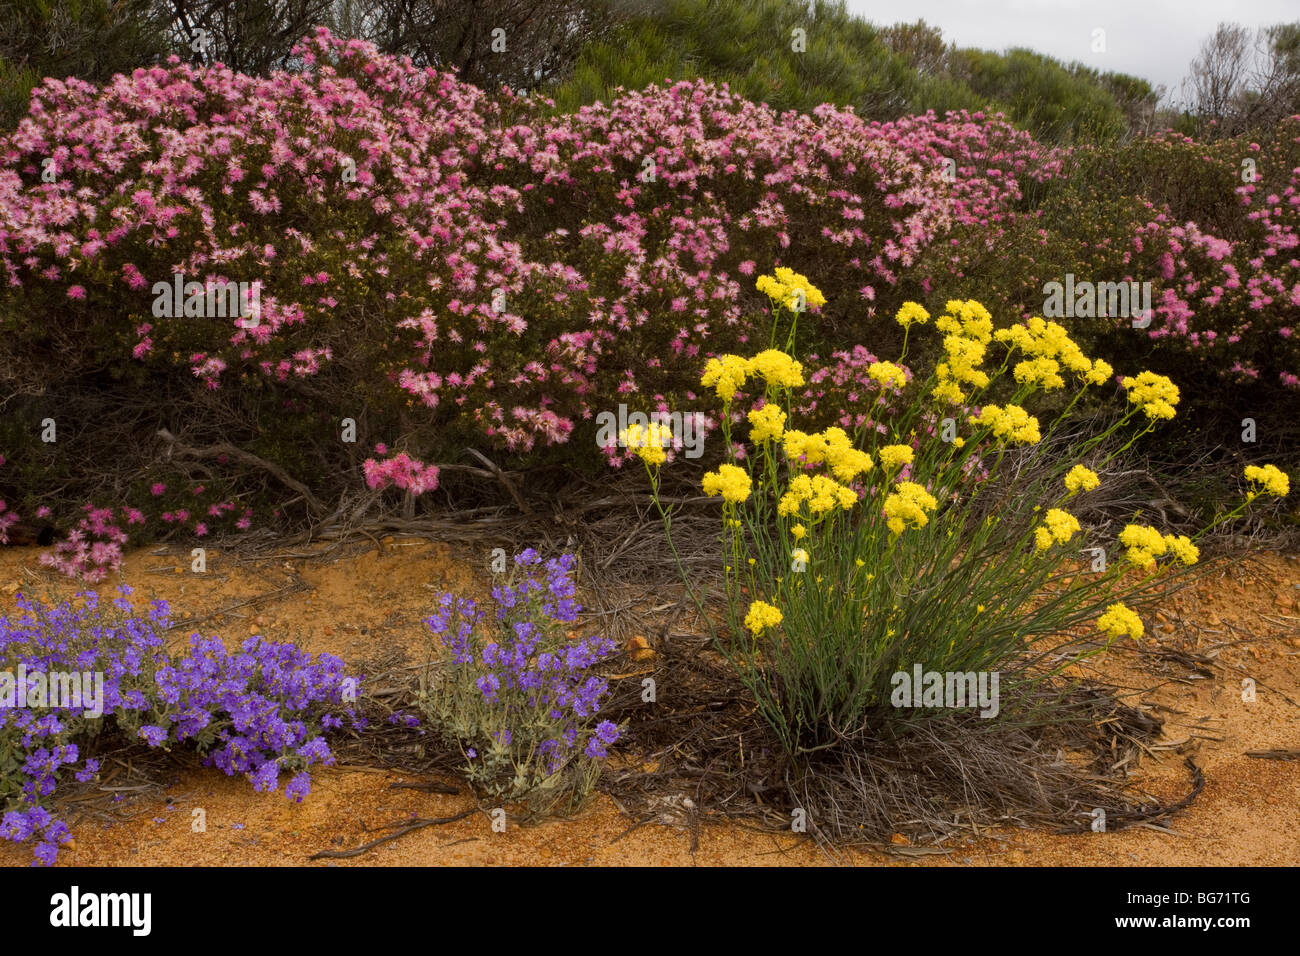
0 29 1044 464
363 448 440 495
944 123 1300 395
0 25 1290 558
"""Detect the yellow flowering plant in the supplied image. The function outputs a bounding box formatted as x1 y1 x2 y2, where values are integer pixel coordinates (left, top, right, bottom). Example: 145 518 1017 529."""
642 272 1290 757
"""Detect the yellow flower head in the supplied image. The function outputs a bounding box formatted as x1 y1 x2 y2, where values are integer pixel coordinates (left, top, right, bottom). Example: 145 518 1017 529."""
757 268 826 312
1121 371 1180 421
867 361 908 391
1013 356 1065 391
1162 534 1199 566
1064 464 1101 495
744 600 783 635
895 301 930 328
702 463 752 504
747 403 787 443
1035 508 1080 551
827 446 874 483
1119 523 1167 569
701 354 750 402
1244 464 1290 500
1097 603 1144 641
878 444 914 469
620 420 672 467
930 379 965 405
790 523 806 540
746 349 805 390
972 404 1040 444
883 481 938 535
1082 358 1113 387
778 473 856 517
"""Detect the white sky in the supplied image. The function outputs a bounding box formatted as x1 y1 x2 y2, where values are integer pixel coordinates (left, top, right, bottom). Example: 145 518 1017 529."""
845 0 1300 103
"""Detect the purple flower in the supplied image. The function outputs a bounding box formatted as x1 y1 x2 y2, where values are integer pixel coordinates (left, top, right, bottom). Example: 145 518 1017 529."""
33 842 59 866
285 772 311 803
138 725 168 748
476 673 500 702
595 720 619 745
250 759 280 793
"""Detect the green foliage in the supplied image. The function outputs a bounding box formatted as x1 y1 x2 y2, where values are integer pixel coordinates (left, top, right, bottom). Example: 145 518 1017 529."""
548 0 1155 142
0 0 165 128
551 0 918 119
947 47 1142 144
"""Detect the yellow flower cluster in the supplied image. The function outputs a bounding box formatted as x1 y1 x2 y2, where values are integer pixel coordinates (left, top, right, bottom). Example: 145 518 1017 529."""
747 349 805 390
931 300 995 405
778 474 858 517
755 268 827 312
895 301 930 328
1121 370 1180 420
938 336 990 389
747 403 786 443
931 379 965 405
995 317 1092 378
744 600 784 635
1034 508 1080 551
790 523 807 540
620 421 672 467
1013 356 1065 391
883 481 938 534
936 300 994 344
1164 534 1199 566
971 403 1041 444
1082 358 1114 387
878 444 914 470
702 463 753 504
1097 603 1144 640
1064 464 1100 494
782 427 873 482
1118 524 1199 569
867 361 907 390
702 349 806 403
1118 523 1165 568
700 355 750 402
1244 464 1290 499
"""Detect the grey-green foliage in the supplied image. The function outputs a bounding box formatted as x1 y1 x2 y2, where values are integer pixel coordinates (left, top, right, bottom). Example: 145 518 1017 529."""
552 0 920 119
549 0 1158 143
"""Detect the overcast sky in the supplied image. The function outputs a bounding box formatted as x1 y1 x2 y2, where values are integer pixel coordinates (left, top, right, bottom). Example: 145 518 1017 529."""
845 0 1298 103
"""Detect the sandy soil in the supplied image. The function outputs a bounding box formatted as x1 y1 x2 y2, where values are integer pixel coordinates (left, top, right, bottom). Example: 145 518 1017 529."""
0 538 1296 867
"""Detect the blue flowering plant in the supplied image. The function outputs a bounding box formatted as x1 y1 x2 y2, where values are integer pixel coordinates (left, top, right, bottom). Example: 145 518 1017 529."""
1 585 361 865
419 550 622 814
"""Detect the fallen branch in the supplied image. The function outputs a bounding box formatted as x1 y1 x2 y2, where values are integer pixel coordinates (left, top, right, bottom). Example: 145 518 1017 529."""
1245 749 1300 761
156 428 326 515
461 448 533 515
308 808 477 860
